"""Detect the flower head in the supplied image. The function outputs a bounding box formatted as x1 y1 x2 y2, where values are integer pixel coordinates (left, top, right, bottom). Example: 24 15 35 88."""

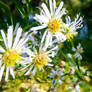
49 69 63 85
65 14 83 41
0 26 28 81
21 37 58 76
72 43 84 60
31 0 66 44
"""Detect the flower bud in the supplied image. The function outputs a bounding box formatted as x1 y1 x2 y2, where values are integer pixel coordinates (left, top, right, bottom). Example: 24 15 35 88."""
60 68 64 72
60 61 65 67
84 76 90 82
70 67 75 74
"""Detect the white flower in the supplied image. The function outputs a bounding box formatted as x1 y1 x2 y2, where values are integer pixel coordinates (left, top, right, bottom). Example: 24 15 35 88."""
72 85 80 92
21 38 58 76
72 43 84 60
67 53 72 58
68 85 80 92
30 0 66 44
0 26 29 81
64 14 83 40
49 69 63 85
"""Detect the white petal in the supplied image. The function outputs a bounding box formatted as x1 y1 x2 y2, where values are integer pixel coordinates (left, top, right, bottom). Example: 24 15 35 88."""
34 14 49 24
7 26 13 49
53 0 56 13
20 64 31 71
17 37 28 49
0 60 1 67
72 47 76 51
1 30 8 48
77 43 81 49
47 63 53 66
15 36 27 49
5 66 9 82
49 0 53 16
24 65 33 75
57 8 66 18
14 23 20 34
40 30 48 51
0 65 5 81
56 32 66 42
58 79 63 84
0 46 5 53
41 3 51 19
31 25 47 31
32 67 37 76
51 69 56 74
10 67 15 79
55 1 63 16
42 31 52 51
46 46 58 55
13 27 22 48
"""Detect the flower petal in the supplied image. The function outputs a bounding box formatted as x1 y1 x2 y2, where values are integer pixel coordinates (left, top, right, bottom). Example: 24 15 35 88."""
41 3 51 19
7 26 13 49
55 1 63 16
5 66 9 82
24 65 33 75
13 27 22 48
1 30 8 48
10 67 15 79
32 67 37 76
31 25 47 31
0 65 5 81
16 37 28 49
49 0 53 16
40 30 48 51
53 0 56 12
0 46 5 53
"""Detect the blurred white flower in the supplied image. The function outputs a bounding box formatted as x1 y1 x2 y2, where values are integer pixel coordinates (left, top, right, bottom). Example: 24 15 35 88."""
65 14 83 40
68 84 80 92
22 0 26 4
67 53 72 58
49 69 63 85
72 85 80 92
72 43 83 60
0 26 28 81
30 0 66 44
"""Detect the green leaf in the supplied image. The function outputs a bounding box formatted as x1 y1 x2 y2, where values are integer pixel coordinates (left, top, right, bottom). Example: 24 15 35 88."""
12 0 25 18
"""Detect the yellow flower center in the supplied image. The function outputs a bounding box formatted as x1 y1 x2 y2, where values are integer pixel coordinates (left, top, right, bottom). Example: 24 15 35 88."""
3 49 21 66
48 18 63 34
66 30 77 41
34 53 50 69
54 74 60 79
65 26 77 41
66 32 74 41
77 49 82 54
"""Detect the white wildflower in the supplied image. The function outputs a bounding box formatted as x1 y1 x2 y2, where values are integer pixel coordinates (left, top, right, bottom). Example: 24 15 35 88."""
0 26 29 81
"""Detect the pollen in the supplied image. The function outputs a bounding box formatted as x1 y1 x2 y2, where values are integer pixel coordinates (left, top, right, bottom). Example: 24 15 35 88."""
3 49 21 66
34 53 50 69
48 18 63 34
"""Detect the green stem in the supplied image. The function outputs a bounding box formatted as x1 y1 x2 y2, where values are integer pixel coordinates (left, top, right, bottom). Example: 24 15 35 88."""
70 39 74 47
